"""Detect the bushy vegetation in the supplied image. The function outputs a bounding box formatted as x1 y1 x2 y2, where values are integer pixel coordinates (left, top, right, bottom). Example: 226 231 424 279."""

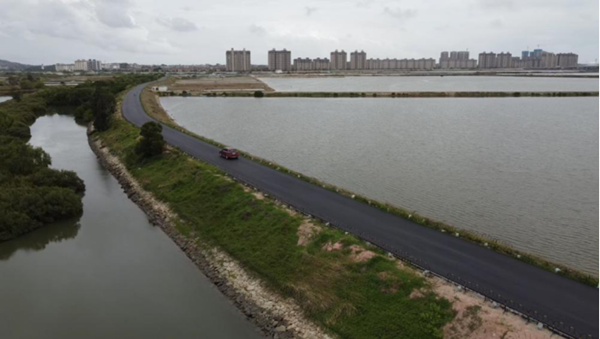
0 73 162 241
135 122 164 157
97 117 456 339
39 73 162 124
0 97 84 241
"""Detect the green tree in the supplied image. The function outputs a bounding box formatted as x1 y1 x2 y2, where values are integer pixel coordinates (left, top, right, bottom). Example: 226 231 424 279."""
253 90 264 98
11 90 22 102
0 140 51 176
19 79 34 90
7 76 19 86
135 122 165 157
27 168 86 193
92 86 116 132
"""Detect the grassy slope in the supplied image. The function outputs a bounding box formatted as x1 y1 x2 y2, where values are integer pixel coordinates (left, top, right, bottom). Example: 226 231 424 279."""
97 117 455 339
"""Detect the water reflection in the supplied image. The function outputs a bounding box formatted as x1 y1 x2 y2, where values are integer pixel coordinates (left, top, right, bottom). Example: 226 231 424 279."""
0 217 81 261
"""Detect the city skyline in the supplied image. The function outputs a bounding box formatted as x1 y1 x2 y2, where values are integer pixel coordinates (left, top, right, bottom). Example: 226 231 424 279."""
0 0 598 65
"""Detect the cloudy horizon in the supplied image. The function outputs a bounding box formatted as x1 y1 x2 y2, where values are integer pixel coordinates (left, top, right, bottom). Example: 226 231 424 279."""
0 0 598 66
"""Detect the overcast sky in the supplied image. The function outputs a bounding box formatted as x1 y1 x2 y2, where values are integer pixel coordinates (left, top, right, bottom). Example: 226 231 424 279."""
1 0 598 65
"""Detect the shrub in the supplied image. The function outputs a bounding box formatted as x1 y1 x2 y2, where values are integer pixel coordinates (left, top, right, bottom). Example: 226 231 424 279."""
92 86 116 132
253 90 264 98
135 122 164 157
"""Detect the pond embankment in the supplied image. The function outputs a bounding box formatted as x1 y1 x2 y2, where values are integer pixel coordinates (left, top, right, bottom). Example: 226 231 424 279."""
200 91 599 98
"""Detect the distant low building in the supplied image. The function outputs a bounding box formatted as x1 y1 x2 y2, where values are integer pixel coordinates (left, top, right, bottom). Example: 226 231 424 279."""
102 63 121 70
293 57 331 71
365 57 435 70
55 63 75 72
151 86 168 92
557 53 578 68
313 58 330 70
293 57 312 71
439 51 477 69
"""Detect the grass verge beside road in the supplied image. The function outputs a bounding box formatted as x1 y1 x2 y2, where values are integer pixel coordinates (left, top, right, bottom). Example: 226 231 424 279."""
96 116 456 339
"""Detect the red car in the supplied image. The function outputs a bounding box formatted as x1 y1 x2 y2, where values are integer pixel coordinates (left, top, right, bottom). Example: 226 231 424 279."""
219 148 239 159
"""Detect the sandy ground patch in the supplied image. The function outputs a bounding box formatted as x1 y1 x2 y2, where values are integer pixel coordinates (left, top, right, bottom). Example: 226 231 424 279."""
297 220 321 246
171 76 273 93
348 244 377 263
433 277 554 339
322 241 344 252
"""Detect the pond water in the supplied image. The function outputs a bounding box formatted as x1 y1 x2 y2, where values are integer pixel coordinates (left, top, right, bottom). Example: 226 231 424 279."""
161 96 599 275
0 96 11 103
258 76 599 93
0 114 262 339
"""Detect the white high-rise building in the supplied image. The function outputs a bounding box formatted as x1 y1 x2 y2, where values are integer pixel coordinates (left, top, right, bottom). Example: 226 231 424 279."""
330 50 347 70
226 49 251 72
350 50 367 70
268 49 292 71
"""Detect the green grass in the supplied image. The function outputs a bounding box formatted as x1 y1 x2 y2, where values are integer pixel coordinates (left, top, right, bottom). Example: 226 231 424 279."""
97 118 455 338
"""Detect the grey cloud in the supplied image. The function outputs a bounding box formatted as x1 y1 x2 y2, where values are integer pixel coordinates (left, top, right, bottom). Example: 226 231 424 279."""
94 2 137 28
249 24 267 36
475 0 515 10
489 19 504 28
305 6 318 16
0 0 596 65
157 17 198 32
383 7 417 21
1 0 177 57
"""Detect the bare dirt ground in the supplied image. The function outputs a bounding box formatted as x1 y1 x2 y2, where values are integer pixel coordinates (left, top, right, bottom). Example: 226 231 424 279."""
170 76 273 93
436 277 554 339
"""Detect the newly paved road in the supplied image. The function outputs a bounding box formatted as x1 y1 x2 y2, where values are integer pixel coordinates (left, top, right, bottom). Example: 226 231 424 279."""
123 84 598 338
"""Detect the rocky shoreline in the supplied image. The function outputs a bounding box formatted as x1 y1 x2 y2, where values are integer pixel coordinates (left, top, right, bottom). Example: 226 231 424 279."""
87 126 331 339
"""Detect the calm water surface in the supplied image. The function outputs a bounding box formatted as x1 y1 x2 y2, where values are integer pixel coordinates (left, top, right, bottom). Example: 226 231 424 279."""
0 114 262 339
259 76 599 92
0 96 11 103
162 96 599 275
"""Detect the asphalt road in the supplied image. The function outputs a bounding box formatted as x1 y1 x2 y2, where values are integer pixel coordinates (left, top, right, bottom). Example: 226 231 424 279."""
122 84 598 338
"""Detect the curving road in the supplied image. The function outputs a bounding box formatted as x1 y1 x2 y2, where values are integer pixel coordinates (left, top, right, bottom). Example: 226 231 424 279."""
122 84 598 338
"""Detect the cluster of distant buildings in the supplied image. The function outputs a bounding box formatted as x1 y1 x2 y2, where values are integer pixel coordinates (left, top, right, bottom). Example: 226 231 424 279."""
33 49 580 74
54 59 137 72
226 48 580 72
478 50 579 69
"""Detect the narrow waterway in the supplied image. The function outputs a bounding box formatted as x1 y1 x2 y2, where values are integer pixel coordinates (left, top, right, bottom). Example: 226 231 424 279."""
0 114 263 339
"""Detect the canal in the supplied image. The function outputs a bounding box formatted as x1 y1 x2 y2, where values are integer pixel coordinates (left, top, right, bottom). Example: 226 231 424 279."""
0 114 263 339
